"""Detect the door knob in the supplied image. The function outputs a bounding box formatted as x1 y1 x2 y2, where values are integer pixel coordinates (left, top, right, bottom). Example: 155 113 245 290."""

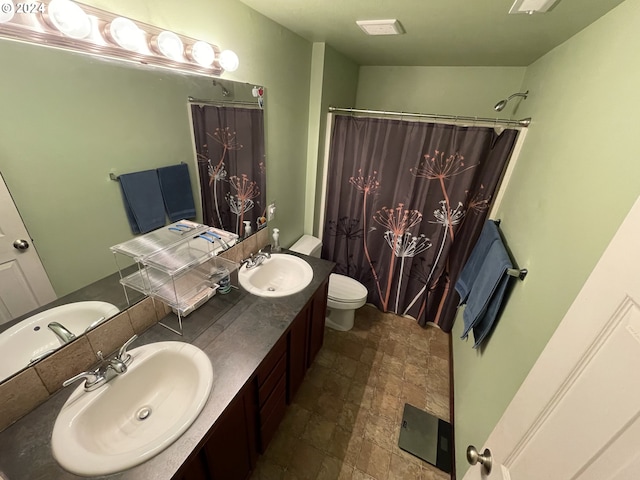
467 445 492 474
13 239 29 251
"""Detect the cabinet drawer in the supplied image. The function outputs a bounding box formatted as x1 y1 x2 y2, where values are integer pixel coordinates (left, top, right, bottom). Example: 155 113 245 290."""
259 385 287 453
260 374 286 424
258 354 286 407
256 336 286 386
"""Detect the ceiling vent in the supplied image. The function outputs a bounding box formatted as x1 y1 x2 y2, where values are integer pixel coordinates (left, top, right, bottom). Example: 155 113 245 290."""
356 19 405 36
509 0 561 14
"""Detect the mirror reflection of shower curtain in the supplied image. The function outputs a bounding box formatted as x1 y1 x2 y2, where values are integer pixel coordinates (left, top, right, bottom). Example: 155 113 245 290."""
191 105 266 237
322 115 518 332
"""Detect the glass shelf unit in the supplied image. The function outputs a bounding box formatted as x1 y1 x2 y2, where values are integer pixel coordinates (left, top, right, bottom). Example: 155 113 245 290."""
111 220 238 335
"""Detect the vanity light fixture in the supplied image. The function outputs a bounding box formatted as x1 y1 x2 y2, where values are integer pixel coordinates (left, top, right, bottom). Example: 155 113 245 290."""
151 30 184 62
0 1 15 23
42 0 91 39
0 0 237 76
187 40 215 67
218 50 239 72
105 17 146 52
509 0 561 14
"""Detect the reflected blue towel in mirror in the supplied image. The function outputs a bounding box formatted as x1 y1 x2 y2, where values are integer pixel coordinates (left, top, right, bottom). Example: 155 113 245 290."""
118 170 166 234
157 164 196 222
455 220 513 348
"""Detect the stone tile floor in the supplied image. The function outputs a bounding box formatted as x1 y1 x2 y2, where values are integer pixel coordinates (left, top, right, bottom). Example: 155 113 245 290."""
250 305 451 480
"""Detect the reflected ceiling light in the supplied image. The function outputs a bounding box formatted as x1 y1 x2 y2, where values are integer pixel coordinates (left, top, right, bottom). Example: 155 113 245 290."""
187 41 215 67
106 17 145 52
0 1 15 23
218 50 239 72
509 0 561 14
43 0 92 39
152 30 184 61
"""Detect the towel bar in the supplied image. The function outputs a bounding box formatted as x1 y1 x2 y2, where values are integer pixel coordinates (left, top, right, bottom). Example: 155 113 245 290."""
506 268 528 280
493 219 527 280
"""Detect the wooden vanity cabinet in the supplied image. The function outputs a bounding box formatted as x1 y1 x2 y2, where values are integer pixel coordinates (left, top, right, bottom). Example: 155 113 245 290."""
288 278 329 401
171 388 256 480
254 336 287 453
307 278 329 367
173 277 329 480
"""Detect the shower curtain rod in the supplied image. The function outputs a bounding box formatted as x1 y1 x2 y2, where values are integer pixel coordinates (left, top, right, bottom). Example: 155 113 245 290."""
188 96 261 108
328 106 531 128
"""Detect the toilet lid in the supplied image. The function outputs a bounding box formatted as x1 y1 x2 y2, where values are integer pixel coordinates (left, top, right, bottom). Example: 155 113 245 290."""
328 273 368 302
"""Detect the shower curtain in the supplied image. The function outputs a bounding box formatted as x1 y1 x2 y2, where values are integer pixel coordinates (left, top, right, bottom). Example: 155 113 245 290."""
322 115 518 332
191 105 266 238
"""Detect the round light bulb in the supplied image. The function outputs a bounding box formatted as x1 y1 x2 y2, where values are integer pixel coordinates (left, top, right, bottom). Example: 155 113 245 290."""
188 41 215 67
219 50 239 72
0 0 15 23
107 17 145 52
155 31 183 61
45 0 91 39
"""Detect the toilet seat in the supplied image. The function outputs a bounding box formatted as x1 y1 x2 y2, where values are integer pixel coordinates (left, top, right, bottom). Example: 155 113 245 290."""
328 273 367 308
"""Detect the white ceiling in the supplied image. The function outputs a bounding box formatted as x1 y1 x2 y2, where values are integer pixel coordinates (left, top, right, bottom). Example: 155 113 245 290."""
238 0 625 66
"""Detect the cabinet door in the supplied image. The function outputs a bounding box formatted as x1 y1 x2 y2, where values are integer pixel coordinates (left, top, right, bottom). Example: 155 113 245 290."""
172 450 209 480
287 306 309 403
203 392 254 480
307 279 328 367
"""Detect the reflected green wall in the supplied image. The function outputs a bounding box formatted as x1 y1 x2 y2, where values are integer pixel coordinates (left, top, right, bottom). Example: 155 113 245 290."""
453 0 640 475
0 0 312 296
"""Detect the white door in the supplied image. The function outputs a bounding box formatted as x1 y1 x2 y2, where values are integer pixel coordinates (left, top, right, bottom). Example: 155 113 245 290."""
463 195 640 480
0 173 56 324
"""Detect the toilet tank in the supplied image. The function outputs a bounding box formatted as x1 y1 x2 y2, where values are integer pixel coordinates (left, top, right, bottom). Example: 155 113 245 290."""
289 235 322 258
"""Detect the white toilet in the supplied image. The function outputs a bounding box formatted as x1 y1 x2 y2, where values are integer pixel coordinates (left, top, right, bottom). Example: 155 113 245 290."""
289 235 368 331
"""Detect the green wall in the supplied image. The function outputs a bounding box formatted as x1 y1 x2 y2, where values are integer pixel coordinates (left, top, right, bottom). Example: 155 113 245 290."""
356 66 526 117
307 44 360 235
0 0 312 296
453 0 640 475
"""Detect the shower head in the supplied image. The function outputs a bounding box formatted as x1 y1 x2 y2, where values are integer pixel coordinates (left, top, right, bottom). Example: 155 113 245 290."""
494 90 529 111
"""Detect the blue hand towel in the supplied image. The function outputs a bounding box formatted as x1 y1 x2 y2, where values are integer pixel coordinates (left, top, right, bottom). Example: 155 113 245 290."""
471 262 512 348
455 220 501 304
157 164 196 222
466 240 513 347
119 170 166 234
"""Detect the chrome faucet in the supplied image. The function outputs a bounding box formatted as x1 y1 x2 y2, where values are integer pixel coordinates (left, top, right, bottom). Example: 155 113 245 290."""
241 250 271 269
48 322 76 344
63 335 138 391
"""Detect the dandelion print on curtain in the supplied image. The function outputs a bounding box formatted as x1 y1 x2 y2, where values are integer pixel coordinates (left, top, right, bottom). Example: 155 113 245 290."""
191 106 266 238
323 115 518 333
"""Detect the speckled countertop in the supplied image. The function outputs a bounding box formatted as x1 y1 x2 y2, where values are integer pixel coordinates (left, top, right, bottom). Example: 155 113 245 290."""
0 252 334 480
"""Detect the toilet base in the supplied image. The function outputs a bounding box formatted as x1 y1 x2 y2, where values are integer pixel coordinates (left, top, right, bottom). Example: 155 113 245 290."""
325 306 356 332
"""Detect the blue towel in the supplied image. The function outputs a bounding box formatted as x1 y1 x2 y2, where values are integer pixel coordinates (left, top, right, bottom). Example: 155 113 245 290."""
119 170 166 234
466 241 512 347
455 221 501 304
157 164 196 222
456 221 513 347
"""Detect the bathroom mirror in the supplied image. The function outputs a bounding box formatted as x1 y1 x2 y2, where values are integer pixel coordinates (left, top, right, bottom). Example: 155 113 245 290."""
0 38 266 383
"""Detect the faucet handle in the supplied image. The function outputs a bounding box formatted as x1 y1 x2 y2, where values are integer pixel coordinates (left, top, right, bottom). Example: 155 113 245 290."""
63 370 103 389
117 334 138 364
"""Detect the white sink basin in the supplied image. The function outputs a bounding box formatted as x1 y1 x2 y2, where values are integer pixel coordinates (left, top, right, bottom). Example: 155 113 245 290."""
238 253 313 297
0 301 119 381
52 342 213 476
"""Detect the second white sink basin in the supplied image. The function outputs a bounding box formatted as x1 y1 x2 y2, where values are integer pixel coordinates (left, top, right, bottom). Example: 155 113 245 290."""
238 253 313 297
52 342 213 476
